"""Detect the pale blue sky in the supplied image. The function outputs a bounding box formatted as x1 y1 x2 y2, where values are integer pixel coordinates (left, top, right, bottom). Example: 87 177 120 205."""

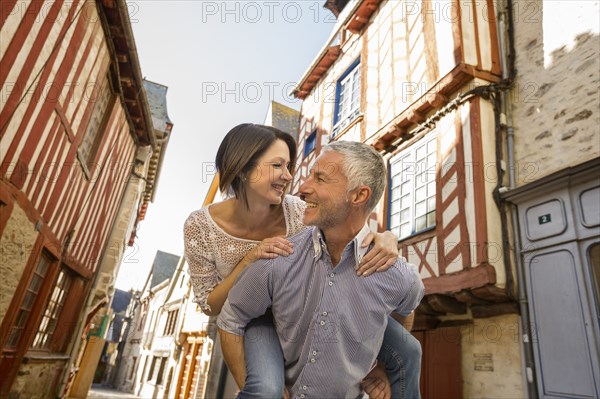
115 1 334 290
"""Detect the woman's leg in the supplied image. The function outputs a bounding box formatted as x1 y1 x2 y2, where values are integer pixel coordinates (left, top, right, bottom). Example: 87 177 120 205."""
236 314 285 399
376 316 422 399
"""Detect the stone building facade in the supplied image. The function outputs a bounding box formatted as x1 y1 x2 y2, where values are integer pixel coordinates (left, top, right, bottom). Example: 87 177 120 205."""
504 2 599 398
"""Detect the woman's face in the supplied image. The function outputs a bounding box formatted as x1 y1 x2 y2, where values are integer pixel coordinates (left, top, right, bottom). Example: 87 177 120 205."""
245 139 293 206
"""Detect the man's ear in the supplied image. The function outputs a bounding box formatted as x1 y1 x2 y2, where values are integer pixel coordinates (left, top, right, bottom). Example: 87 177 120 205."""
350 186 371 207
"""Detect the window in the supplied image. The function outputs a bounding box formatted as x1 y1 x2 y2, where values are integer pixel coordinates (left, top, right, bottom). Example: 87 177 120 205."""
147 356 157 381
140 357 148 383
332 59 361 137
147 355 168 385
78 75 115 175
389 132 437 239
5 253 51 349
156 357 168 385
31 269 72 350
129 357 138 380
304 130 317 157
163 309 179 336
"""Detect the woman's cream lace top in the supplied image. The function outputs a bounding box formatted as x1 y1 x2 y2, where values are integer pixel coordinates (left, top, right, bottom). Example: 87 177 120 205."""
183 194 307 313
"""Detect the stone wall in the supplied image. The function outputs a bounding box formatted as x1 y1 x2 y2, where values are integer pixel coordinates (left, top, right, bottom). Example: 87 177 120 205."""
461 314 524 398
512 2 600 186
10 359 68 399
0 204 37 322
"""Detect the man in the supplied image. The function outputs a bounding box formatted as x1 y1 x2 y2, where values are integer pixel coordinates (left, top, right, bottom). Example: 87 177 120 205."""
218 141 424 398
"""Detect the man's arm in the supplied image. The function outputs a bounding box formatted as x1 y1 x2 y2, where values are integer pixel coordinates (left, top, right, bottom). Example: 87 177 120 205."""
219 328 247 389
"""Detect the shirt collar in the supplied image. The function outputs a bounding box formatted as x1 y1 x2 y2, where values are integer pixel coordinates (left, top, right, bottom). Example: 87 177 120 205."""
311 223 371 269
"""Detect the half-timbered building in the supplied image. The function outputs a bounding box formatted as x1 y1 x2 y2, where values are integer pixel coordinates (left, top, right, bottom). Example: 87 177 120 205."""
290 0 522 396
0 1 167 397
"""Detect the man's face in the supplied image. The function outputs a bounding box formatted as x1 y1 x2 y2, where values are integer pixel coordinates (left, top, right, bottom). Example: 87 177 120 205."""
298 151 351 229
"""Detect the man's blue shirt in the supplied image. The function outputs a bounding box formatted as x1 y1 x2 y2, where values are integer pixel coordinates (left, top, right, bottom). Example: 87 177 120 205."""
218 224 424 398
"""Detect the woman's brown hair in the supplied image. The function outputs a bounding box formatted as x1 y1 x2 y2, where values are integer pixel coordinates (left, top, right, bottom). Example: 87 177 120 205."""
215 123 297 208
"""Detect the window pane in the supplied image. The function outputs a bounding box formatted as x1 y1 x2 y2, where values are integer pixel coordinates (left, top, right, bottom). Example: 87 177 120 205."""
415 215 427 232
390 201 400 214
416 186 426 201
390 213 400 227
22 292 36 311
415 200 426 216
427 196 436 212
401 195 411 209
30 275 42 292
401 181 411 194
15 310 28 328
402 157 416 175
427 153 436 169
7 328 21 347
400 223 411 238
415 171 427 186
416 145 426 161
427 181 436 196
391 187 400 201
427 211 436 227
36 257 50 275
427 138 436 152
400 209 410 223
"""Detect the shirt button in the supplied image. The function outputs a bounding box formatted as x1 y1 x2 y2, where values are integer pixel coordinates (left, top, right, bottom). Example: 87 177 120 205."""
300 395 305 398
310 358 316 363
303 385 308 390
312 350 317 355
319 320 325 325
330 273 335 277
328 281 333 286
322 311 328 316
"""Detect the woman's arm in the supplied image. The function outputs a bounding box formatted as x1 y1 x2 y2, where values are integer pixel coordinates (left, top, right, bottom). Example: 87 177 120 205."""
203 236 294 316
184 210 293 315
219 328 247 388
356 231 399 276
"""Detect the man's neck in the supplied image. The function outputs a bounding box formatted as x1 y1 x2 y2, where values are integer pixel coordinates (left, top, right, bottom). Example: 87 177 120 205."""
321 219 366 266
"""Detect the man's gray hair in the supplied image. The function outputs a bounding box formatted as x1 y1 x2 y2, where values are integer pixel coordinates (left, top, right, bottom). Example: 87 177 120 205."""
322 141 387 212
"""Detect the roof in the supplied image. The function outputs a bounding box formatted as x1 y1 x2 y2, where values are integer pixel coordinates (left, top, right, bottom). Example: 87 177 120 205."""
291 0 383 99
97 0 155 147
111 289 132 314
144 79 172 133
150 250 180 288
264 101 300 141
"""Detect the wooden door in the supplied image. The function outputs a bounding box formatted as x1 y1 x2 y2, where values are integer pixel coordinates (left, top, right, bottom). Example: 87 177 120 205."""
414 327 462 398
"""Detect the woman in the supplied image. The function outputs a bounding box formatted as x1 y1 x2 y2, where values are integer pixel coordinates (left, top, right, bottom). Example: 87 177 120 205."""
184 124 420 398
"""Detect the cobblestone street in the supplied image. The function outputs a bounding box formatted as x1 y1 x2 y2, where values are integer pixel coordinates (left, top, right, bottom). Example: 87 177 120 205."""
87 385 141 399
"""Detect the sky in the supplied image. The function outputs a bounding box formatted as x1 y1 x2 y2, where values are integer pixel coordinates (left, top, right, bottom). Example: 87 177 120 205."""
114 1 334 291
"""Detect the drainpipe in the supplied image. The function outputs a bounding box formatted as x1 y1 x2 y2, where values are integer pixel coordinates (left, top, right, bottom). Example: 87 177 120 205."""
497 0 538 396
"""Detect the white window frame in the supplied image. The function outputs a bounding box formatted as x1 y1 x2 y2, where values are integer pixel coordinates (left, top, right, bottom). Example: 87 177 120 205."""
388 131 437 239
332 62 361 137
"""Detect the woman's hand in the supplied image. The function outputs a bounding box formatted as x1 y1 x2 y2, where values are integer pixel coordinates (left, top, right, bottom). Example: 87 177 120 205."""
362 362 391 399
245 236 294 263
357 231 399 276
